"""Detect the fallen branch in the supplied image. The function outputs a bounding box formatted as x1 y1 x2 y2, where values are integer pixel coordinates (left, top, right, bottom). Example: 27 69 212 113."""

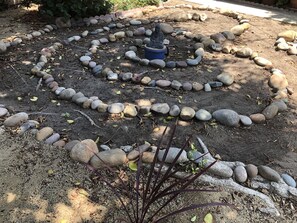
74 109 101 129
9 64 29 87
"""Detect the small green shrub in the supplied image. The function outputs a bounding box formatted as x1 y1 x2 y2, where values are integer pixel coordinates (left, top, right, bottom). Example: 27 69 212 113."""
24 0 113 18
111 0 161 11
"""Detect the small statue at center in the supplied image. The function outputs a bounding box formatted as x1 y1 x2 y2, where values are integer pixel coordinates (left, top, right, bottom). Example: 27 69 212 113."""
147 24 164 49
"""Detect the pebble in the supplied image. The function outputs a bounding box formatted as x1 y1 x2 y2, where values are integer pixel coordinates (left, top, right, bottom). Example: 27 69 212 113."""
281 173 296 187
91 40 100 46
71 92 85 102
166 61 176 68
156 80 171 87
99 38 109 44
212 109 240 127
55 87 65 95
157 147 188 163
245 164 258 178
130 19 142 25
107 72 118 81
36 127 54 141
126 30 134 37
88 61 96 68
192 82 204 91
53 140 66 147
45 133 60 144
127 150 140 160
182 82 193 91
239 115 252 126
271 100 287 111
75 96 88 105
0 108 8 117
59 88 76 100
210 33 226 44
73 36 81 41
207 161 233 178
97 102 108 112
234 165 248 183
231 25 245 36
125 51 137 60
258 165 281 182
64 140 80 151
287 46 297 55
91 100 101 110
171 80 182 90
176 61 188 68
195 48 205 57
121 72 133 81
199 13 208 21
217 72 234 85
120 145 133 153
236 47 253 58
134 27 146 36
4 112 29 127
151 103 170 114
90 18 98 25
108 103 125 114
186 56 202 66
150 59 166 68
277 30 297 42
142 152 155 163
221 31 235 40
160 23 174 34
70 139 99 163
180 107 195 120
277 42 289 50
114 31 125 39
208 81 223 88
169 105 181 117
145 29 152 36
195 109 212 121
254 57 272 67
32 31 42 37
90 149 127 169
124 104 138 117
269 73 288 90
100 145 111 151
140 59 150 66
80 56 91 62
204 83 211 92
262 104 279 119
250 113 266 124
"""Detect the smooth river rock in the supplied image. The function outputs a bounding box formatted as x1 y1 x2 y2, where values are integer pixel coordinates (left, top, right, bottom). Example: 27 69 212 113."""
258 165 281 182
195 109 212 121
151 103 170 114
90 149 127 168
36 127 54 141
4 112 29 127
212 109 240 127
245 164 258 178
180 107 196 120
157 147 188 163
108 103 125 114
70 139 99 163
234 165 248 183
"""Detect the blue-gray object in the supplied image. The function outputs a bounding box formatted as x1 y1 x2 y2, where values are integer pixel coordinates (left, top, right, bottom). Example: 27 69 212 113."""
281 173 296 188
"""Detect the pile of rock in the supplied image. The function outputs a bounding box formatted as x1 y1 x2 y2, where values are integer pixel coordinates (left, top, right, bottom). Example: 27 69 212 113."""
275 30 297 55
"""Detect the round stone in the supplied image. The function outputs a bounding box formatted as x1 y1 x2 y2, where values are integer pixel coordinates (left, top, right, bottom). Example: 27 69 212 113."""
125 51 137 60
210 33 226 44
281 173 296 187
258 165 281 182
169 105 181 117
231 25 245 36
250 113 266 124
99 38 109 44
157 147 188 163
182 82 192 91
217 72 234 85
79 56 91 62
141 76 151 85
204 83 211 92
271 100 287 112
254 57 272 67
234 165 248 183
180 107 195 120
287 46 297 55
195 109 212 121
0 108 8 117
159 23 174 34
130 19 142 25
277 42 289 50
70 139 99 163
121 72 133 81
245 164 258 178
36 127 54 141
212 109 240 127
221 31 235 40
64 140 80 151
124 104 138 117
59 88 76 100
108 103 125 114
45 133 60 144
134 27 146 36
269 73 288 90
156 80 171 88
239 115 252 126
192 82 204 91
4 112 29 127
107 72 118 81
236 47 253 58
195 48 205 57
150 59 166 68
166 61 176 68
90 149 127 168
262 104 279 119
151 103 170 115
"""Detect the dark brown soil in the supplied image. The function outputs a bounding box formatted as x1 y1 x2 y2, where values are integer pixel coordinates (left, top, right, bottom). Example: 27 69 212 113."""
0 1 297 222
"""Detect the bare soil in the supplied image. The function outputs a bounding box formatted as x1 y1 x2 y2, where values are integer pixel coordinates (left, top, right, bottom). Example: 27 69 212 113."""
0 1 297 222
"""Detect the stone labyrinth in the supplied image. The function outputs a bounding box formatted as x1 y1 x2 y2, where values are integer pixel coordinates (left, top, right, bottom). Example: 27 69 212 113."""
0 3 296 217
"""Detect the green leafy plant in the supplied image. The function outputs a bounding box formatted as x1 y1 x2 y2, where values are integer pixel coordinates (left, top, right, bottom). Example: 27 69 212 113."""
111 0 161 11
91 123 232 222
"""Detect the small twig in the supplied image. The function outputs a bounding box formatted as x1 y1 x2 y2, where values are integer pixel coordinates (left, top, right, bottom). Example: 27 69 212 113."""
74 109 101 129
36 78 42 91
9 64 29 86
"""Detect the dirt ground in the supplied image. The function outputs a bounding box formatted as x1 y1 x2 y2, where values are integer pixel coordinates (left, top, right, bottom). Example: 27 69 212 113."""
0 0 297 222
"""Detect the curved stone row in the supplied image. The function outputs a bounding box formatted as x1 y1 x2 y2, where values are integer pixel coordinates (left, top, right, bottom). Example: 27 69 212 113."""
0 107 296 191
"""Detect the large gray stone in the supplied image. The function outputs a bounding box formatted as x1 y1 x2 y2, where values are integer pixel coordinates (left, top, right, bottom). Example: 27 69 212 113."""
258 165 281 182
212 109 240 127
157 147 188 163
90 149 127 168
151 103 170 114
180 107 195 120
4 112 29 127
70 139 99 163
